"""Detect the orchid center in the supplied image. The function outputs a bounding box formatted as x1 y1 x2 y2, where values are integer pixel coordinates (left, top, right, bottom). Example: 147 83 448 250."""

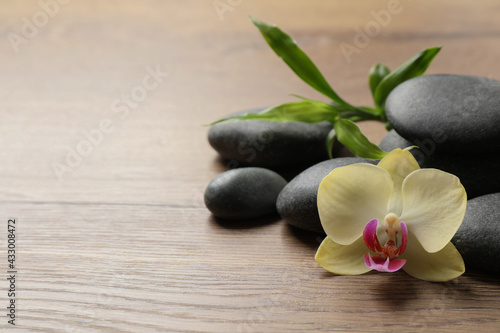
383 213 399 251
362 215 408 273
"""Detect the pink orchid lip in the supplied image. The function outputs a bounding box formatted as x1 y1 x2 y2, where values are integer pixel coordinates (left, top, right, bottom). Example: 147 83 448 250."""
363 219 383 253
396 221 408 256
363 254 407 273
362 218 408 273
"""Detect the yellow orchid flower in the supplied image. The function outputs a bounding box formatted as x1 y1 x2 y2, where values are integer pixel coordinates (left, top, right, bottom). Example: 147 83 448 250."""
315 148 467 281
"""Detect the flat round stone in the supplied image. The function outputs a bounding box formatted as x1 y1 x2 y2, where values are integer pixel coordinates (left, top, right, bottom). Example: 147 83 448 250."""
277 157 375 233
208 108 332 168
204 167 287 220
385 74 500 153
379 130 500 199
452 193 500 275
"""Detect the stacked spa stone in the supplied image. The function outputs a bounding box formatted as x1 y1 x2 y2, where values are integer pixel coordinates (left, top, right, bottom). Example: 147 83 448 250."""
380 74 500 199
205 107 334 221
204 167 287 220
276 157 375 233
452 192 500 275
208 108 332 169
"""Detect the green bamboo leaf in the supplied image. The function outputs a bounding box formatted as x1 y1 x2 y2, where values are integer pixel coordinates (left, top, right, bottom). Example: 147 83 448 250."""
251 17 353 109
334 119 388 159
369 63 390 96
291 94 362 117
291 95 380 121
210 100 337 125
373 46 441 108
325 128 336 159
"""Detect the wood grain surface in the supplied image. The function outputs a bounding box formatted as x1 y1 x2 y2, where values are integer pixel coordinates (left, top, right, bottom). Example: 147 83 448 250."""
1 0 499 332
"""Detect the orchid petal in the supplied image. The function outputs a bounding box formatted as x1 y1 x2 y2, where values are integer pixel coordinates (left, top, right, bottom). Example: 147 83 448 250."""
401 234 465 282
318 163 392 245
399 169 467 253
362 219 383 253
364 255 406 272
315 236 372 275
377 148 420 216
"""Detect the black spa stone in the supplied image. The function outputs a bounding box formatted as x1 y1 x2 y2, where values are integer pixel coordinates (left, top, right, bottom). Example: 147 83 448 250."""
208 108 332 168
276 157 375 233
385 74 500 153
452 192 500 275
204 167 287 220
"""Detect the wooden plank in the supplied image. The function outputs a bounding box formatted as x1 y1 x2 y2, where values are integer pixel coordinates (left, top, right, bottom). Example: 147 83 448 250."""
1 0 499 331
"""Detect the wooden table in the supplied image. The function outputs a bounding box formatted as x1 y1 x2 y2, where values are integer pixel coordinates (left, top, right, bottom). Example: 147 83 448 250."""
1 0 499 331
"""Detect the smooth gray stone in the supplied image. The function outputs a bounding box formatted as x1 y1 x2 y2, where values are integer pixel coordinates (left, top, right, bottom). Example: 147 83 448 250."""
452 193 500 275
277 157 375 233
380 130 500 199
379 130 414 155
208 108 332 168
385 74 500 153
204 167 287 220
